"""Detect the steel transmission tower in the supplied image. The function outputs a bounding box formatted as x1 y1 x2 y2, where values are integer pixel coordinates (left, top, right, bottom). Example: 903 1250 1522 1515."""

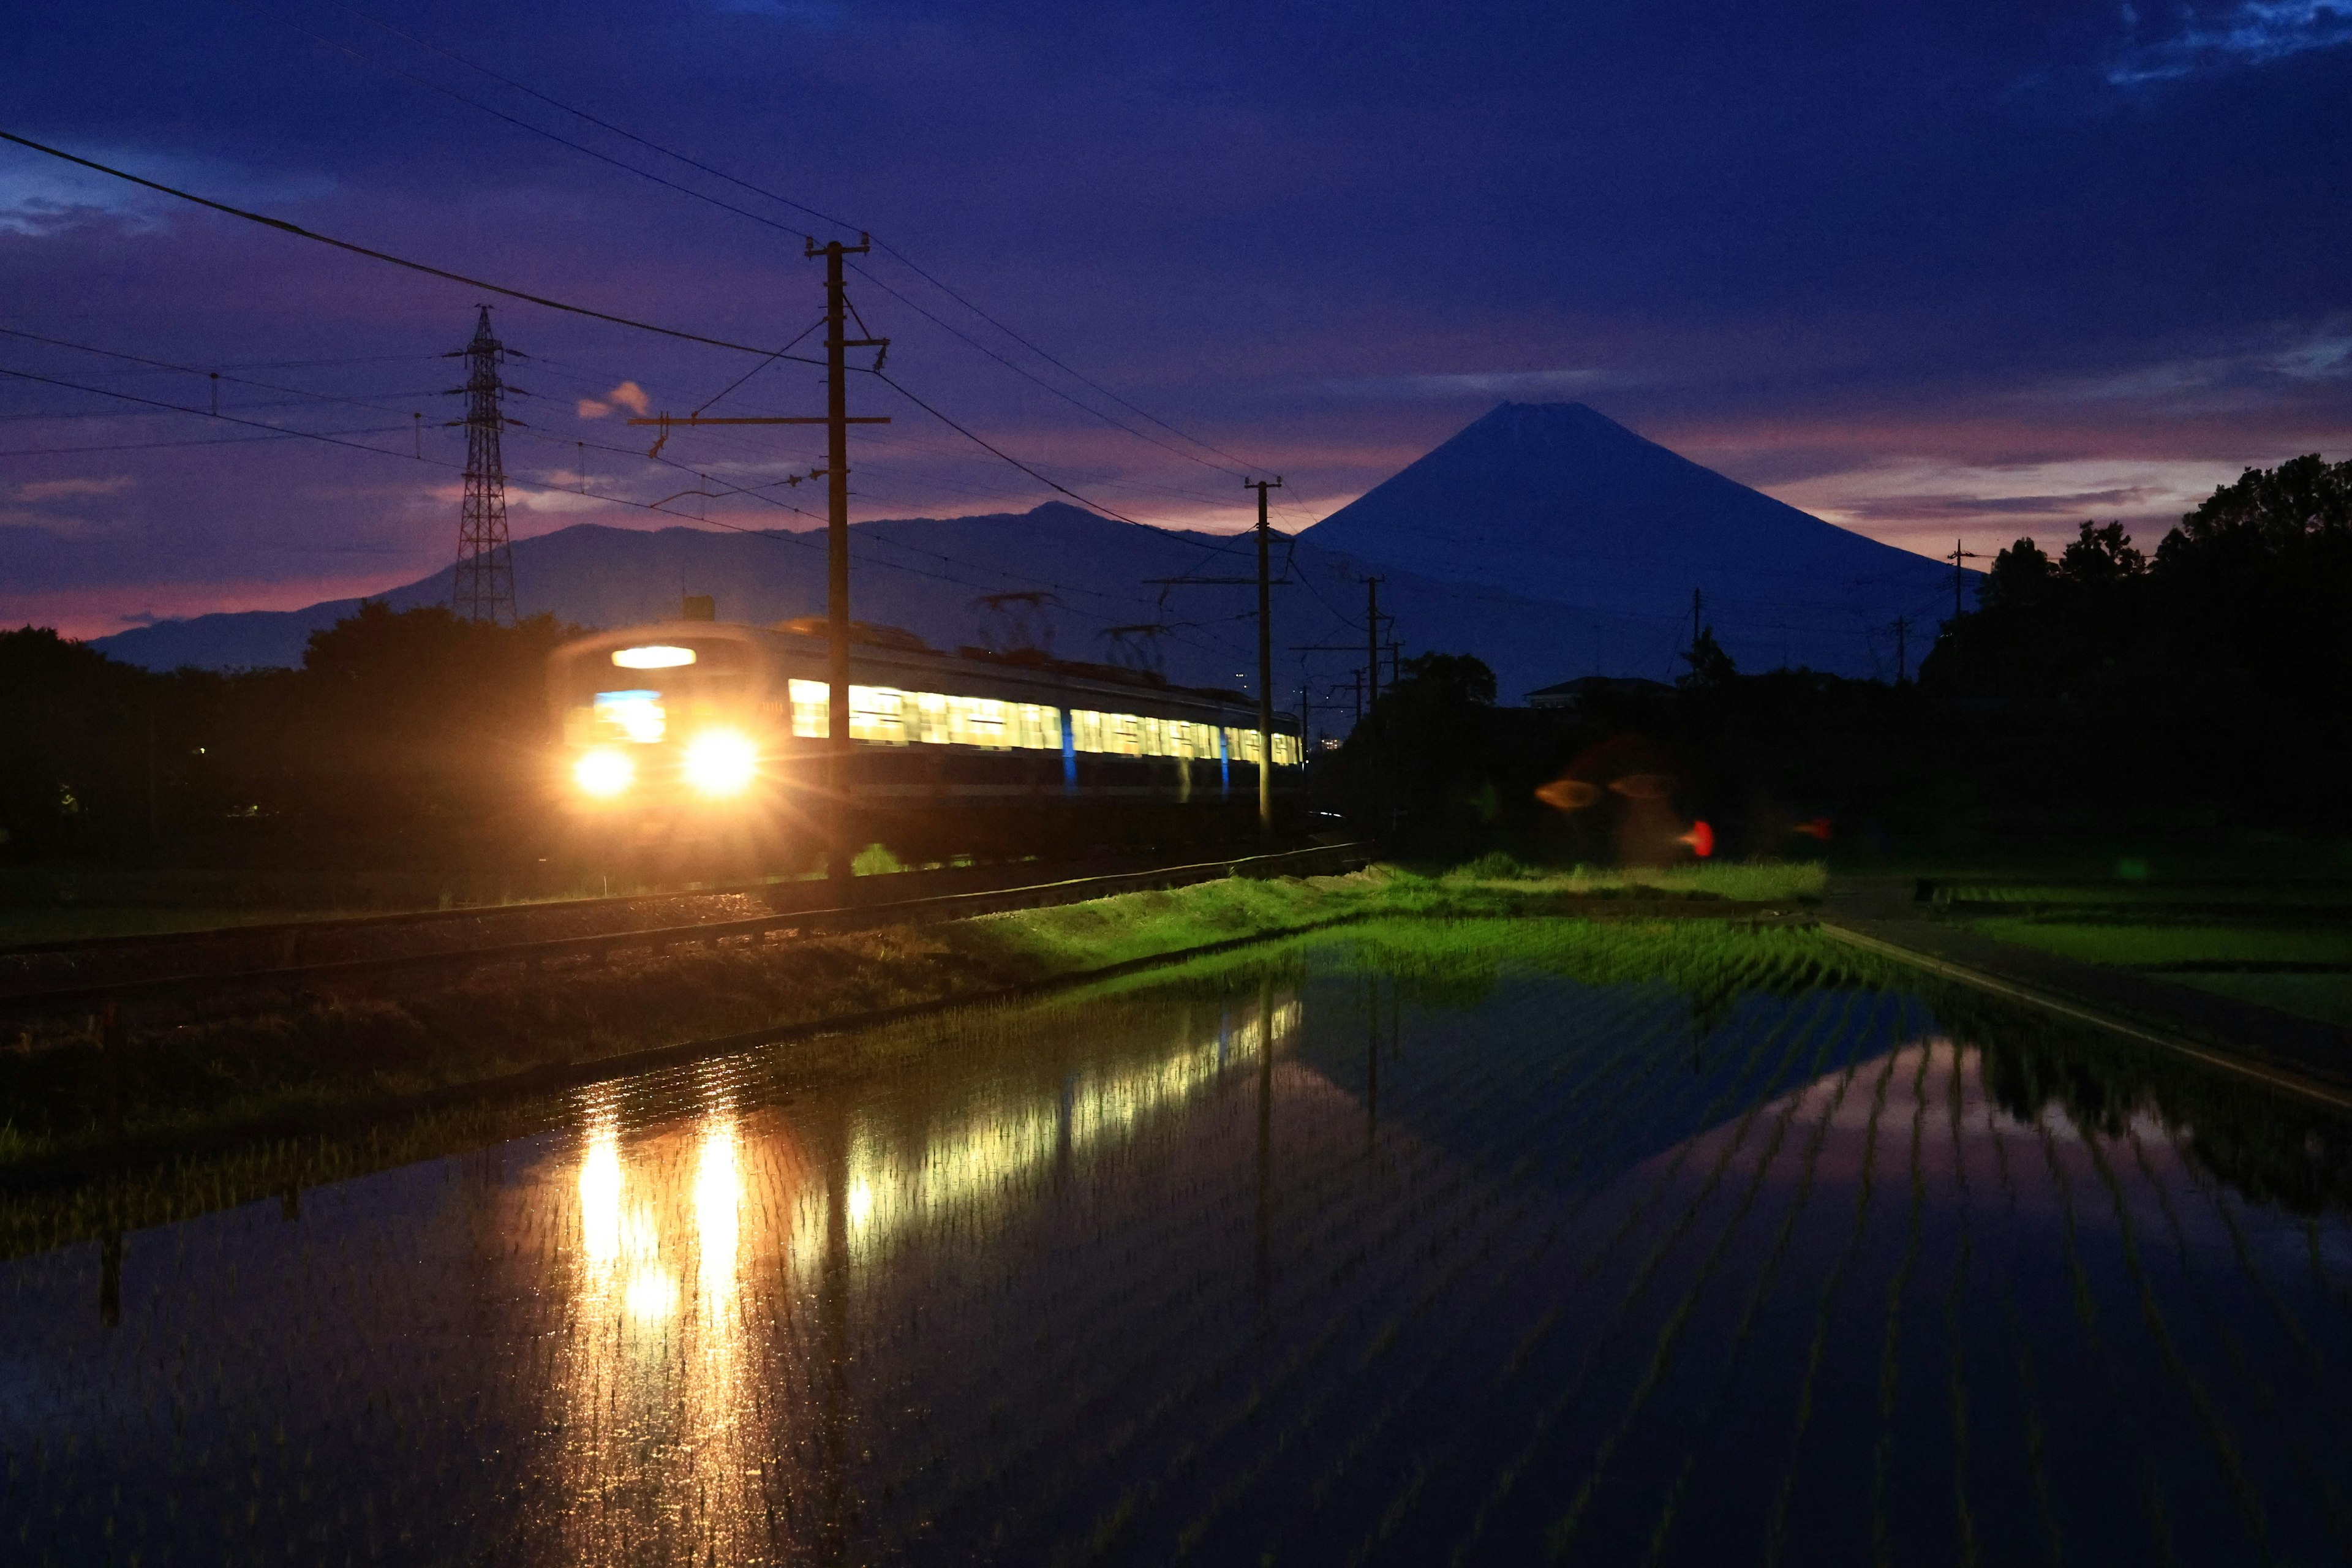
450 306 517 624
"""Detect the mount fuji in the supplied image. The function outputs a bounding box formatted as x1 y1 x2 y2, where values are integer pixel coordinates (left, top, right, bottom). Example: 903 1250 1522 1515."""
1299 402 1964 676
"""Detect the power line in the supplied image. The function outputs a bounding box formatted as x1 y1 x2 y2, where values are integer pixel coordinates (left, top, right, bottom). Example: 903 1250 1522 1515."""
0 360 1251 659
0 130 828 364
298 2 1264 477
0 425 410 458
4 322 1219 633
870 369 1148 529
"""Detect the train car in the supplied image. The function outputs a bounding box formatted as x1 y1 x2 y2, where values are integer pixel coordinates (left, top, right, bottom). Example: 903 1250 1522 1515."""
546 609 1305 871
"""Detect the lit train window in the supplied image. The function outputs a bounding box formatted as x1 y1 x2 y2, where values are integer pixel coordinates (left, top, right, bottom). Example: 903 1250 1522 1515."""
774 679 1287 761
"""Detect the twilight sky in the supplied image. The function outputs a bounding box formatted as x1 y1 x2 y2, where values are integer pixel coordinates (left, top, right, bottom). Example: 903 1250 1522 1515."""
3 0 2350 637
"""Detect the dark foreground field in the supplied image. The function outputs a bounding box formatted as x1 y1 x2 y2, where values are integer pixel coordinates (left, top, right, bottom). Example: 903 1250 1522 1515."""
5 916 2350 1565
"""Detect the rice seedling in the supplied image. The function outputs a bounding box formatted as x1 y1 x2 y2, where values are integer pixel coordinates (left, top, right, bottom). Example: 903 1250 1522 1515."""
2124 1123 2352 1555
2030 1109 2187 1568
4 909 2349 1566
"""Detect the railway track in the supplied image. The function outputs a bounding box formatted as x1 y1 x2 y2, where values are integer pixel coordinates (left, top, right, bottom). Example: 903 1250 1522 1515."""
0 842 1373 1023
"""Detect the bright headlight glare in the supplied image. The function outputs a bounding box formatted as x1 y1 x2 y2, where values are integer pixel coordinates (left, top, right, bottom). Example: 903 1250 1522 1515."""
683 728 758 796
574 749 635 797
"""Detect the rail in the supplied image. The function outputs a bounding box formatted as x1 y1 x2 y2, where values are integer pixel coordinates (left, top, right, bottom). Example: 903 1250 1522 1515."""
0 842 1373 1022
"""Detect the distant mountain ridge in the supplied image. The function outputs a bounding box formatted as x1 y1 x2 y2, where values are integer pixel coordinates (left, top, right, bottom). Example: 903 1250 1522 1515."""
1299 401 1965 674
89 503 1672 712
91 402 1964 698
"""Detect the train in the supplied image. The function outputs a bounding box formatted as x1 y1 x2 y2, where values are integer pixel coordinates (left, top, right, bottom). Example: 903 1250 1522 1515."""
546 606 1306 871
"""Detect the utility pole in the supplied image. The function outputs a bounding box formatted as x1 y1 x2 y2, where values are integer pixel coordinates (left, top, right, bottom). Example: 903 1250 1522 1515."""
1689 587 1703 652
1893 615 1910 684
1246 477 1282 840
1945 539 1981 622
1364 578 1384 711
628 236 890 885
449 306 518 625
1145 492 1297 841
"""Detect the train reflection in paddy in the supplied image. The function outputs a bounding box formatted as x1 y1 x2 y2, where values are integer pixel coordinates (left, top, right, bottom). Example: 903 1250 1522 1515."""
7 924 2352 1567
529 986 1299 1564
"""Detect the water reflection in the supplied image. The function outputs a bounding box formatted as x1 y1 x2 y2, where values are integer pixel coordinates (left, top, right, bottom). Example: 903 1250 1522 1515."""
533 987 1300 1564
9 935 2352 1568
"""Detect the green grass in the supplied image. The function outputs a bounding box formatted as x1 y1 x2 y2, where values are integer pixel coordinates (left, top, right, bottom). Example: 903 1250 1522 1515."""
1435 851 1825 903
1961 918 2352 968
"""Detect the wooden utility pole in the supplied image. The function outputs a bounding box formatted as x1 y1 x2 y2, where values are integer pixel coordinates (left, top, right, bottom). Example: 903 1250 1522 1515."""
1364 578 1384 710
1893 615 1910 684
1246 477 1282 840
627 235 889 884
1946 539 1981 622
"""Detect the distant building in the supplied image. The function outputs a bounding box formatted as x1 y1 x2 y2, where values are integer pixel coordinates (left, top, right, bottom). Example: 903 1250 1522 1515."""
1525 674 1673 713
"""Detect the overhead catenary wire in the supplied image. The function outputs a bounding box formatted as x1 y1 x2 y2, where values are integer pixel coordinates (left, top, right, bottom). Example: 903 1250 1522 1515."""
0 320 1243 640
317 0 1264 477
0 360 1250 658
0 134 1249 566
0 130 829 366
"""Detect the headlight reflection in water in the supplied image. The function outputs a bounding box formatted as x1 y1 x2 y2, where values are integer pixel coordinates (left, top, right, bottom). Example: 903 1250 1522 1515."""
538 989 1301 1563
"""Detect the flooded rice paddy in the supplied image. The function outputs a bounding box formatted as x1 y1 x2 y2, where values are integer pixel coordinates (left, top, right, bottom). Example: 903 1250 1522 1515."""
6 919 2352 1565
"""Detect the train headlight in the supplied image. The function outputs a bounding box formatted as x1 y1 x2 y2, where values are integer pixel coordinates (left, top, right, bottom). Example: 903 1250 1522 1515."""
683 728 758 796
574 748 635 798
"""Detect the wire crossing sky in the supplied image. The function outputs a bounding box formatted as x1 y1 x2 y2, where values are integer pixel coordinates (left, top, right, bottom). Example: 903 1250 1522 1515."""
1 0 2348 635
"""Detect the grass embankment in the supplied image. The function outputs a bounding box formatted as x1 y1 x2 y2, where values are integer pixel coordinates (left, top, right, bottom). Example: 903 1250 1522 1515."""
0 861 1822 1172
1954 891 2352 1030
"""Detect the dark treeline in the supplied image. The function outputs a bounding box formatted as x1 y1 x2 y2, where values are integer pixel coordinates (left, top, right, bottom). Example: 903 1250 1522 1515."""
0 603 574 870
1321 454 2352 860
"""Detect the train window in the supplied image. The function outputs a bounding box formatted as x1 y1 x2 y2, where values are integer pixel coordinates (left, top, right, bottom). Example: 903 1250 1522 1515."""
851 687 907 744
788 679 829 739
948 695 1008 748
913 692 949 745
1012 703 1061 750
777 682 1259 759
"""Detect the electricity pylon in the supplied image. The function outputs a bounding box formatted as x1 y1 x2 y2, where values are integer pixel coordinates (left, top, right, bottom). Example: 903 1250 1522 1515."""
450 306 518 625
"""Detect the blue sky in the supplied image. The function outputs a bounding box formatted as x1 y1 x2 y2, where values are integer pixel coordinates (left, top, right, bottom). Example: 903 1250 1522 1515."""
2 0 2348 633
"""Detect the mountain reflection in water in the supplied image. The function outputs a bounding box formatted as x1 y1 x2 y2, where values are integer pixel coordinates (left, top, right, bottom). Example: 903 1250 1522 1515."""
2 933 2349 1567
